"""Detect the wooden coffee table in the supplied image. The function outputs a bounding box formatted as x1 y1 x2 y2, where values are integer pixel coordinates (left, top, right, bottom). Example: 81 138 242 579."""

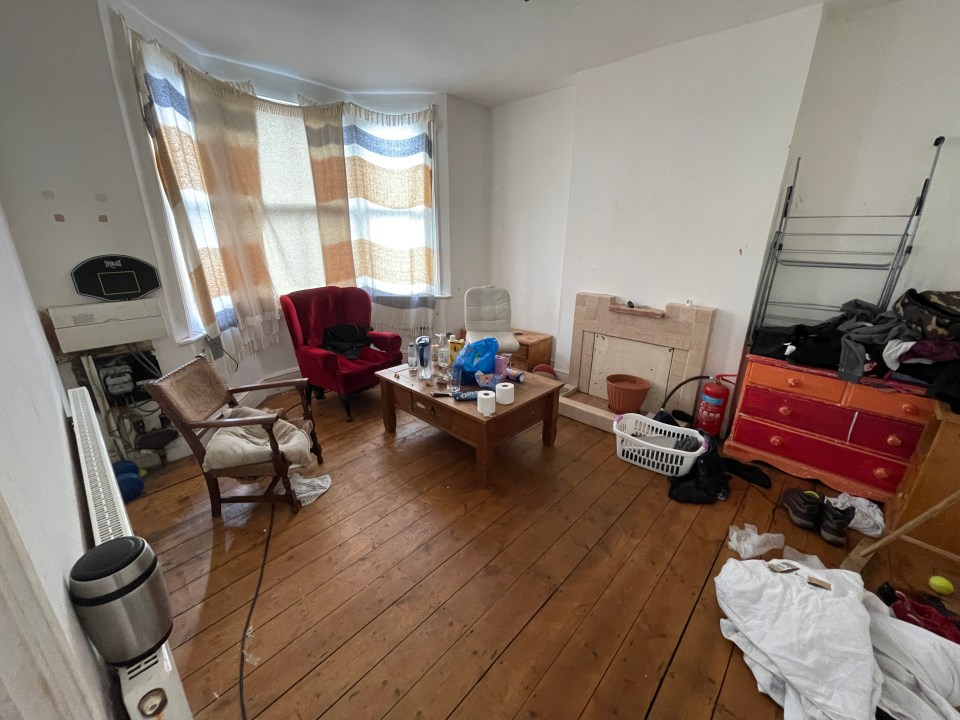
376 366 563 482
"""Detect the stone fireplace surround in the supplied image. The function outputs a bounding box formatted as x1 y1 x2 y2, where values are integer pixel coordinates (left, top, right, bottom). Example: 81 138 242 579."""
559 293 716 432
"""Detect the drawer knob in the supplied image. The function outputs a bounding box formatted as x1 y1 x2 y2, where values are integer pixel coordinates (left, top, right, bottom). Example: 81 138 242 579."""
901 403 919 416
886 434 902 447
769 436 783 447
873 467 890 481
787 378 801 388
778 405 792 417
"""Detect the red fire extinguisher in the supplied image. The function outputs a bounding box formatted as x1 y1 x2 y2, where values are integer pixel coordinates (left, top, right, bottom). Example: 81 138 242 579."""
694 374 737 437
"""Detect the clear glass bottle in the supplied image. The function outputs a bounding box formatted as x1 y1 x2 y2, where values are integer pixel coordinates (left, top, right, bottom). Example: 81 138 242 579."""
407 342 417 372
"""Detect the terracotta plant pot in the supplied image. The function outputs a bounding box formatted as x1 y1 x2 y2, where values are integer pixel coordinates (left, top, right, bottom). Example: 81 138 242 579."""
606 374 652 414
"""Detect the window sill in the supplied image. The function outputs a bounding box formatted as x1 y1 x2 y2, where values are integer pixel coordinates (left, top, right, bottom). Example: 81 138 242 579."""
175 332 207 347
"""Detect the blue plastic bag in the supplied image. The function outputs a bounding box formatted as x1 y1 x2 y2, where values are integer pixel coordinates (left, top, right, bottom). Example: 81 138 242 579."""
453 338 498 382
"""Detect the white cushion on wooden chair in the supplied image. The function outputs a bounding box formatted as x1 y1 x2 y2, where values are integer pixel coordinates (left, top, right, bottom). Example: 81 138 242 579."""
464 285 521 353
203 406 313 471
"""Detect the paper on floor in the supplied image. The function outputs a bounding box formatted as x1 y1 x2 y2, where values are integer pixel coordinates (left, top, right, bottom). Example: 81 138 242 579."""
727 523 785 559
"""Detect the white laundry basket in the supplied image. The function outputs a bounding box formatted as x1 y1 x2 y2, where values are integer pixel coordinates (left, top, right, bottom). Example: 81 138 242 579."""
613 413 707 477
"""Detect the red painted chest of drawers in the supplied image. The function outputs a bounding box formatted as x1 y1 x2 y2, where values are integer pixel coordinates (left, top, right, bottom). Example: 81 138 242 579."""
724 355 933 500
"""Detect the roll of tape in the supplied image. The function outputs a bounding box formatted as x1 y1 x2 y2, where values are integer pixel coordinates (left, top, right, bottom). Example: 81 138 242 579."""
477 390 496 416
496 382 515 405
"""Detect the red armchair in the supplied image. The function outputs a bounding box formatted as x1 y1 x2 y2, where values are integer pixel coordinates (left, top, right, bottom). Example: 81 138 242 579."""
280 287 403 421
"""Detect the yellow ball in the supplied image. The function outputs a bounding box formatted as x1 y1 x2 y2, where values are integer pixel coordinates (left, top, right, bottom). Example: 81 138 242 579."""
929 576 955 595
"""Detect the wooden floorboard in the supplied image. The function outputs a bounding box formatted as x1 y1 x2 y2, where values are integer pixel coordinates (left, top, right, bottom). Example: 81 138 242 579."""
128 390 868 720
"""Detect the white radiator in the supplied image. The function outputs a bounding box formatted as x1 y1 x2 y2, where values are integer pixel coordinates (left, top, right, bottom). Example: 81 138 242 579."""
69 387 193 720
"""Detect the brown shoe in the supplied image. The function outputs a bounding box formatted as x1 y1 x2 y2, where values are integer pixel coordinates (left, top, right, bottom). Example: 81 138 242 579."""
820 500 856 545
783 488 823 530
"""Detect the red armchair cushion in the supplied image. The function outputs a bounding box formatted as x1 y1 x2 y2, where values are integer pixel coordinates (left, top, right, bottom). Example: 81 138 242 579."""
281 287 403 396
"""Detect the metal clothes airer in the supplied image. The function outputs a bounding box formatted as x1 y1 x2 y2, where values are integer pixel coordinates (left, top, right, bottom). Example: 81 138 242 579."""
749 136 946 340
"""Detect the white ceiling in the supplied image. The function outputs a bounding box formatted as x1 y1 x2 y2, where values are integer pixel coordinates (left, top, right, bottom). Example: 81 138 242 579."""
124 0 851 107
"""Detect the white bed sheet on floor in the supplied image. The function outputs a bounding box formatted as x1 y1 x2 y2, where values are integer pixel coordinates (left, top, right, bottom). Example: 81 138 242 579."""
715 558 960 720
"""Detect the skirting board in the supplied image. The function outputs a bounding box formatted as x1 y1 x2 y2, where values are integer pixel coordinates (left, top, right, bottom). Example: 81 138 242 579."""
558 384 616 433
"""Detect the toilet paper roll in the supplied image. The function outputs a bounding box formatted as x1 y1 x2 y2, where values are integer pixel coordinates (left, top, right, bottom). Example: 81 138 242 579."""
477 390 496 416
495 382 515 405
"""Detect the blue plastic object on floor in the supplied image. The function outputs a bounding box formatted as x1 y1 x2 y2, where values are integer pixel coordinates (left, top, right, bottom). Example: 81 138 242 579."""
116 472 144 502
112 459 139 476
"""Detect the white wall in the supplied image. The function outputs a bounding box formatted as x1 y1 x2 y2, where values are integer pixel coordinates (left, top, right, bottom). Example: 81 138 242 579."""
553 6 823 377
0 0 159 312
445 95 493 334
776 0 960 308
0 203 115 717
490 87 577 346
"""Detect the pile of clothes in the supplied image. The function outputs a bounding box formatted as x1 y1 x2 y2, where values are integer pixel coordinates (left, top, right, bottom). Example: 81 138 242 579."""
716 557 960 720
664 429 773 504
754 290 960 411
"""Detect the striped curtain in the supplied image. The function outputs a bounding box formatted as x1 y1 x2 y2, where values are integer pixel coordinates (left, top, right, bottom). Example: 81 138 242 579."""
302 102 356 287
343 104 437 298
133 35 280 358
130 32 438 352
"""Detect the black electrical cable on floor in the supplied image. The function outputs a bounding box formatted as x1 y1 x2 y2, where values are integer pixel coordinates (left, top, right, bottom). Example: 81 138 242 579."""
239 503 275 720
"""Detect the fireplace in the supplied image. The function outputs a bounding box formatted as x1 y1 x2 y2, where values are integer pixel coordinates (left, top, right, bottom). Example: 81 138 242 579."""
559 293 716 431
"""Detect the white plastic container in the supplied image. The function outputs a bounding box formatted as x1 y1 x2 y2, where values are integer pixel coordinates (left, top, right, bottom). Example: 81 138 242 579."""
612 413 707 477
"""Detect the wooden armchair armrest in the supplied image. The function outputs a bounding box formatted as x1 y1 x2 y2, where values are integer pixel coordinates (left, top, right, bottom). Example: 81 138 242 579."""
228 378 309 394
184 413 280 429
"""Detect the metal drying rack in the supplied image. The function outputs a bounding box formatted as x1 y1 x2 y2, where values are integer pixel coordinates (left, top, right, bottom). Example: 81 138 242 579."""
749 136 946 340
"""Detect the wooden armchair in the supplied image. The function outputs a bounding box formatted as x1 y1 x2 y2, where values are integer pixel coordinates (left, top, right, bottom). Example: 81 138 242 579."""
146 356 323 517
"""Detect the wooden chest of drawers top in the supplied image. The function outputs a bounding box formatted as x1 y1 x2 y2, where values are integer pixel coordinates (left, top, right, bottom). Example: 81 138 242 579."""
746 355 934 424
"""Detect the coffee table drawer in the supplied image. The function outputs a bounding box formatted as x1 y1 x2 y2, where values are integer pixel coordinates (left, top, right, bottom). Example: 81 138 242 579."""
410 396 452 430
493 401 545 442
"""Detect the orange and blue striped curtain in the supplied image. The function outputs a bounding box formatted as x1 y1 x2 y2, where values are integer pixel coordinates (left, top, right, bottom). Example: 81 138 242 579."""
133 34 281 358
342 104 437 300
131 33 437 356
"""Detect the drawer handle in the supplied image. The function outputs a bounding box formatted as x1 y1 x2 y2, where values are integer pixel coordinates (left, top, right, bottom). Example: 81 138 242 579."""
787 378 801 388
873 467 890 481
778 405 792 417
886 434 902 447
901 403 919 416
769 436 783 448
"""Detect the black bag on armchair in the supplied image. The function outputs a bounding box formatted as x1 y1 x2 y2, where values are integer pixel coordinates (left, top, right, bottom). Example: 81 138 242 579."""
323 323 372 359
